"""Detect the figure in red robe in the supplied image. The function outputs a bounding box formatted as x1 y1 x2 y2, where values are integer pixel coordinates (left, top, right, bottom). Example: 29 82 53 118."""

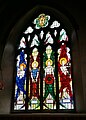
58 43 73 101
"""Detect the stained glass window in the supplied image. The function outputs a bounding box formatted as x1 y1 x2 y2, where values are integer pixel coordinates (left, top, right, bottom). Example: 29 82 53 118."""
13 13 75 112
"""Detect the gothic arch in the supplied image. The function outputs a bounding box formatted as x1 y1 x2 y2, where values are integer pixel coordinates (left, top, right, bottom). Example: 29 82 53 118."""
1 5 84 113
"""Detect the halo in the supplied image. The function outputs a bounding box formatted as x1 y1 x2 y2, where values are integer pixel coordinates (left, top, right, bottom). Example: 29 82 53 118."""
46 59 53 66
20 63 26 69
32 61 38 68
60 58 67 65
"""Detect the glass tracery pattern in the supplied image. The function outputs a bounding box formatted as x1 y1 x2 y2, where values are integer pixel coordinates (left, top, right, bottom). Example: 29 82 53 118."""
13 13 74 112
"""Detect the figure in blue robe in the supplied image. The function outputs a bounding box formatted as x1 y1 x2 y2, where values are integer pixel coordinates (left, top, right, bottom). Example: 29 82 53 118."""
15 50 27 101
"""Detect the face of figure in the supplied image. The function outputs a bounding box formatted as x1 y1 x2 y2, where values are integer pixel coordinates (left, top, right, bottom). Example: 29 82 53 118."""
33 63 37 68
20 65 24 71
20 63 26 71
60 58 67 66
47 61 51 66
61 60 65 66
32 61 38 69
46 59 53 67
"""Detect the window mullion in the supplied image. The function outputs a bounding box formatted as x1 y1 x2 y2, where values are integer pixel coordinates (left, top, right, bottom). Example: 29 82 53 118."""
40 40 44 111
26 39 30 111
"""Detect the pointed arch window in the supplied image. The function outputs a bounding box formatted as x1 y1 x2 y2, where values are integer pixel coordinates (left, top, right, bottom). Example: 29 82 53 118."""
13 12 75 112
